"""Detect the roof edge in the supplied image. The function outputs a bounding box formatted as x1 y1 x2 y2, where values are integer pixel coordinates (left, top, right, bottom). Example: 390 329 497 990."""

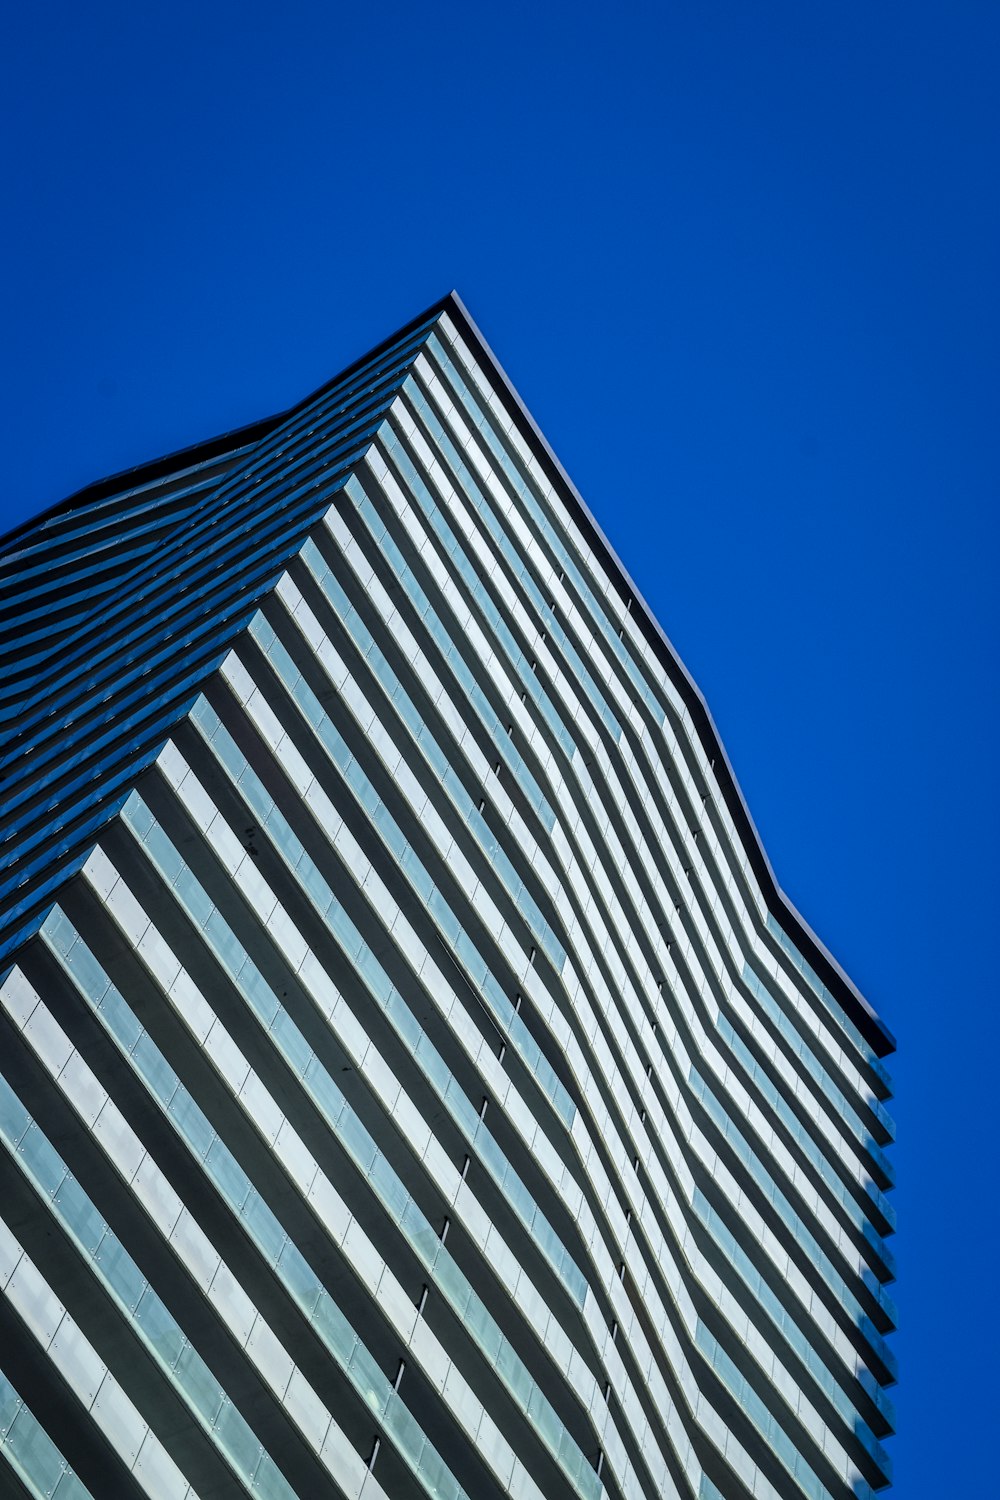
4 288 894 1057
0 292 456 555
442 291 895 1058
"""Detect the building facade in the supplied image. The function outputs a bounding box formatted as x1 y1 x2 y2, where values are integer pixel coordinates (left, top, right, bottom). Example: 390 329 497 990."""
0 295 894 1500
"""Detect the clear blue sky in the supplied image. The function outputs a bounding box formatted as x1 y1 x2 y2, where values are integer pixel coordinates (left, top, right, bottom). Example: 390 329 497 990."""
2 4 997 1494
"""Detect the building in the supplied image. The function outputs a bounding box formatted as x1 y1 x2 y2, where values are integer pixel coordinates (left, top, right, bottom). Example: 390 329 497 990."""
0 294 895 1500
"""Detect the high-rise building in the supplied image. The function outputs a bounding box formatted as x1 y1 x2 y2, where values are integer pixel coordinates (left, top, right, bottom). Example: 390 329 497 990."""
0 293 894 1500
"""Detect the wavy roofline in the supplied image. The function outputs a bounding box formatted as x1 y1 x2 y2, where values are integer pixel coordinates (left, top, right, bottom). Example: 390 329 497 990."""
4 290 893 1055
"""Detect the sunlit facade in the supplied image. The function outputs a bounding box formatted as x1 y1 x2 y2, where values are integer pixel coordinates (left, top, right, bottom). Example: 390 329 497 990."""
0 294 894 1500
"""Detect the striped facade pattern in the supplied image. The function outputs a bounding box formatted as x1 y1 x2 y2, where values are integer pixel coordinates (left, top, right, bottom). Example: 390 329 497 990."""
0 296 894 1500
